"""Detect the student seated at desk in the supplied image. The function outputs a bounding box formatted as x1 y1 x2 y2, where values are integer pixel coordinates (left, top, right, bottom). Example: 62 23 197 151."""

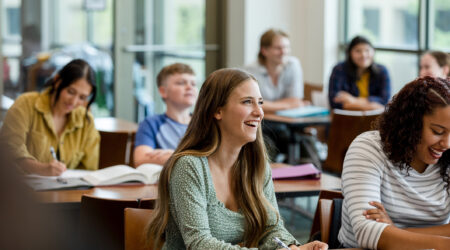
338 76 450 249
328 36 391 111
420 50 450 78
0 59 99 176
134 63 198 166
244 29 309 113
146 68 328 250
245 29 310 161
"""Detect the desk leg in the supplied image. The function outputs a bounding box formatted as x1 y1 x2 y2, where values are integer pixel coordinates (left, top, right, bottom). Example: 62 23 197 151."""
288 142 301 165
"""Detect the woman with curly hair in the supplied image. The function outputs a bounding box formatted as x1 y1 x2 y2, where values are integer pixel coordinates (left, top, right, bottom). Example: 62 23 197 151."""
338 76 450 249
146 68 328 250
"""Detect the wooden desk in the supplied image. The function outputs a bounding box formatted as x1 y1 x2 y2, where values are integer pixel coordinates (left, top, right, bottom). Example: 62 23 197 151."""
36 184 158 203
94 117 138 167
35 173 340 203
274 173 341 198
94 117 138 133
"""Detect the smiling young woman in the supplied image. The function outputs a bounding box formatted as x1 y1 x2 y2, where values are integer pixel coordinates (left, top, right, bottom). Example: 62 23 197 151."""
339 76 450 250
0 59 100 176
420 51 450 78
146 68 328 250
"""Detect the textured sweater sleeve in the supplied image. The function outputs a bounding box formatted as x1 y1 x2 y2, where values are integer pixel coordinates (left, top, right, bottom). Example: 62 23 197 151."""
169 156 256 249
341 133 389 249
258 164 300 250
0 94 37 161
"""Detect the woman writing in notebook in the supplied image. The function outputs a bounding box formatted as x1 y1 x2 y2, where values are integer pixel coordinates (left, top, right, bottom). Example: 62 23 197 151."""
146 68 328 249
0 59 100 176
328 36 391 110
338 76 450 249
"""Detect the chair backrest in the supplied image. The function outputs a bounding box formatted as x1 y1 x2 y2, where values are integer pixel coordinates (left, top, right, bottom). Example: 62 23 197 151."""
318 197 343 248
310 189 344 246
304 82 324 103
138 198 156 209
124 208 154 250
129 132 136 167
324 109 382 174
99 130 134 168
79 195 140 250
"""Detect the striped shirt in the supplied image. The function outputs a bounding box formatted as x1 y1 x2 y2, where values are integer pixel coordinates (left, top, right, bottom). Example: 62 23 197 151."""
338 131 450 249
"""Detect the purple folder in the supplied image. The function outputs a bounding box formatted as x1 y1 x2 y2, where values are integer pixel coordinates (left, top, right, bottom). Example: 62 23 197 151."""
271 163 321 180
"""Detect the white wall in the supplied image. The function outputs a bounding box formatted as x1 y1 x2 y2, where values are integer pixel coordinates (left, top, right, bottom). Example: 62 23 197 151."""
226 0 340 87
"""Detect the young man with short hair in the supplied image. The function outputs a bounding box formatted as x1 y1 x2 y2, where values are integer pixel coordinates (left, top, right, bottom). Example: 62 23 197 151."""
134 63 197 166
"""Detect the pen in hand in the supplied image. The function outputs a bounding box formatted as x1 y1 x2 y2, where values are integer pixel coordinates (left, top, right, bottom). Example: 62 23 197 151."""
50 146 57 160
273 237 291 250
50 146 67 182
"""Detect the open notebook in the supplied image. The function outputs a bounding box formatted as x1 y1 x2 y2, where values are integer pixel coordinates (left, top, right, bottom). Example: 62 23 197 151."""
25 164 163 191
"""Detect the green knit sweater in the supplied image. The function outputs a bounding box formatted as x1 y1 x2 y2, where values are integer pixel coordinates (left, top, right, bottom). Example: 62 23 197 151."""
162 155 299 250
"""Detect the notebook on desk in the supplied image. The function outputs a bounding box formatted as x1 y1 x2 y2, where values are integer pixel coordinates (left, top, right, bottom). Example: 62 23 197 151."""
25 164 163 191
271 163 321 180
275 105 329 118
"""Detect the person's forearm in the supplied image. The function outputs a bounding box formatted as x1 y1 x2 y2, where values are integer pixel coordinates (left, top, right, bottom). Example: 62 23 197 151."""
19 158 47 175
134 150 171 167
134 155 165 166
404 223 450 237
342 98 384 111
377 225 450 250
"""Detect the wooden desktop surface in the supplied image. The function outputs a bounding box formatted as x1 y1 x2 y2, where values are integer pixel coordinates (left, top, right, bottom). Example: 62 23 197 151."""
94 117 138 133
35 172 340 203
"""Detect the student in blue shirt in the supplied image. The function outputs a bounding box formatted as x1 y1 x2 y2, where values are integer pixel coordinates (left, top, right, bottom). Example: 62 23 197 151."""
328 36 391 110
134 63 198 166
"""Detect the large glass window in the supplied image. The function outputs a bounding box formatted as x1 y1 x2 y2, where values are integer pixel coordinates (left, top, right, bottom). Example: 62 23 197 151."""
1 0 114 117
343 0 450 95
1 0 21 99
133 0 207 120
430 0 450 50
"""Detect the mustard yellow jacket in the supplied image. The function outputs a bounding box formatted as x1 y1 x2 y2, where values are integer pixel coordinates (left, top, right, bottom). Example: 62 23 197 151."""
0 89 100 170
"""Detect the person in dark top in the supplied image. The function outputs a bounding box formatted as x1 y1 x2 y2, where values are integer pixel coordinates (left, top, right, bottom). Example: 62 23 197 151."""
328 36 391 110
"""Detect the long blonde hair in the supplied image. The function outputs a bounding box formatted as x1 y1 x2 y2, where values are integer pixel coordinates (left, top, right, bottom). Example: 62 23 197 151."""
146 68 274 249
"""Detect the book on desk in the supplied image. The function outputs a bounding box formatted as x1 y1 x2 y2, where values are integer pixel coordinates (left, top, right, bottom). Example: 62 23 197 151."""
25 163 163 191
275 105 329 118
271 163 321 180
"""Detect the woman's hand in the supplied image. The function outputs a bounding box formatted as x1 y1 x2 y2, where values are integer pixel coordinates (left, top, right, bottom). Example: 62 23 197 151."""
43 159 67 176
334 91 355 105
363 201 393 224
298 241 328 250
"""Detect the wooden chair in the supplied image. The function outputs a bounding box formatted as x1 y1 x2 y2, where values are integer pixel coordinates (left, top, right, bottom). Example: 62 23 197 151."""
323 109 382 174
129 132 136 167
99 130 135 168
124 208 154 250
138 198 156 209
79 195 141 250
310 190 344 248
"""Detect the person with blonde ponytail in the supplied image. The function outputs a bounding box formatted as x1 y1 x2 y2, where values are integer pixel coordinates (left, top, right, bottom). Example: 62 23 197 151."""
146 68 328 250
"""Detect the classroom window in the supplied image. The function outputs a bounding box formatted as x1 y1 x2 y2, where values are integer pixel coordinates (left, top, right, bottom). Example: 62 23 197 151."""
431 0 450 50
